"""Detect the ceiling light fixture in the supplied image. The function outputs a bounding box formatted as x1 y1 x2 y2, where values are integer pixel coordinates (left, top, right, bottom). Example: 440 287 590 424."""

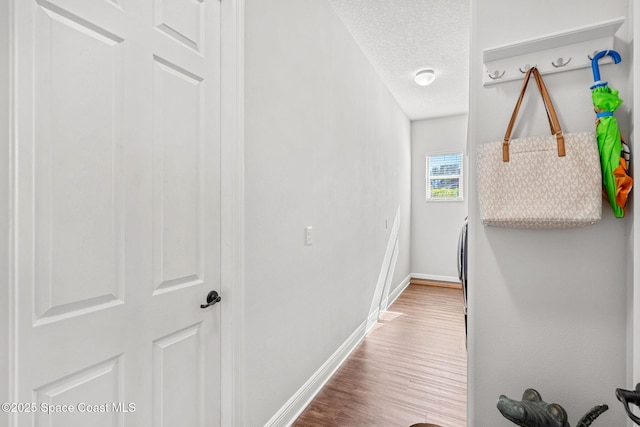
415 69 436 86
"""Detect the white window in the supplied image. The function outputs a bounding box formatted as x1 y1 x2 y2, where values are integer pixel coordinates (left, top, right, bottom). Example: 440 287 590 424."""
426 152 463 201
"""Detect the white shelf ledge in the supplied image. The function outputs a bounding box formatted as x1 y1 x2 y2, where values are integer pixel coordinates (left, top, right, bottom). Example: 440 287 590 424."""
483 17 625 86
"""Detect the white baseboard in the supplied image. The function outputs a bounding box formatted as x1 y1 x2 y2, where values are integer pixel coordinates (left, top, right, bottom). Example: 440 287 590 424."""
265 274 411 427
264 319 368 427
366 307 381 332
380 274 411 315
411 273 460 283
367 207 401 328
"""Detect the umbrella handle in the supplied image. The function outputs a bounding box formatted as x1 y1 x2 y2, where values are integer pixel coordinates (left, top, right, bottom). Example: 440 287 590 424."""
591 50 621 83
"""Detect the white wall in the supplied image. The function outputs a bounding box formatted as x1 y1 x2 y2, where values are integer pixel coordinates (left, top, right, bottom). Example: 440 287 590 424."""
411 114 468 281
633 0 640 400
243 0 411 424
468 1 631 425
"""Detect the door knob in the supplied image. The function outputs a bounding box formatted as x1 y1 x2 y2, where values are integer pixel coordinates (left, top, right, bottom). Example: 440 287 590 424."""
200 290 221 309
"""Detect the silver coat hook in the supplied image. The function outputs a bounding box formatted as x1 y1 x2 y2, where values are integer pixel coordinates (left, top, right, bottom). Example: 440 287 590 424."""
519 64 536 74
487 69 505 80
551 57 572 68
587 51 599 61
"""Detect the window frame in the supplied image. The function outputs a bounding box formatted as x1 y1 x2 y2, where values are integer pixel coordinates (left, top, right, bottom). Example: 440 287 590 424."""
425 152 464 202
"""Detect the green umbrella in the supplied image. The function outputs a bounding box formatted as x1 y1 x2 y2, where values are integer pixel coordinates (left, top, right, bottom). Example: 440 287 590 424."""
591 50 632 218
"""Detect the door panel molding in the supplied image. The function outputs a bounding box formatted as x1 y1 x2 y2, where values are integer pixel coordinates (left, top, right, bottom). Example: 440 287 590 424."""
153 324 204 427
34 355 124 427
151 54 205 295
153 0 204 53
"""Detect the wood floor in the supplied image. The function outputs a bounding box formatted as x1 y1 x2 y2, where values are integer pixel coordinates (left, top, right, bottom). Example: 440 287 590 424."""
293 284 467 427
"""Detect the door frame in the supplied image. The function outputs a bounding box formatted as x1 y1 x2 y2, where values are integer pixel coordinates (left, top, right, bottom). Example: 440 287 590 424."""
1 0 10 417
1 0 247 425
220 0 246 425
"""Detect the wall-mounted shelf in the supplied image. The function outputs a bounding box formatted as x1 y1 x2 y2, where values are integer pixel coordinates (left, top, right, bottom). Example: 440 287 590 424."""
483 17 625 86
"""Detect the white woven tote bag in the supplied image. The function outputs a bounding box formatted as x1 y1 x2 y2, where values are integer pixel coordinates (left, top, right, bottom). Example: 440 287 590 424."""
477 67 601 229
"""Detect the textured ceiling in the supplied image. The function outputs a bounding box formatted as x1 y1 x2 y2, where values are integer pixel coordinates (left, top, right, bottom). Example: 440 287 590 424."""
327 0 470 121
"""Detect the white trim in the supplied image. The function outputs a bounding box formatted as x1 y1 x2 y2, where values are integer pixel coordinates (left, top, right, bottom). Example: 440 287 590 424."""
264 319 369 427
2 0 12 416
425 152 464 202
265 274 411 427
368 273 411 334
379 243 400 313
382 274 411 312
367 207 401 330
220 0 245 425
411 273 461 284
8 1 19 425
367 307 381 331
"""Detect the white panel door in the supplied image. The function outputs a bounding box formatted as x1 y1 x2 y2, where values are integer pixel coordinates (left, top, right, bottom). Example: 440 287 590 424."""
12 0 222 425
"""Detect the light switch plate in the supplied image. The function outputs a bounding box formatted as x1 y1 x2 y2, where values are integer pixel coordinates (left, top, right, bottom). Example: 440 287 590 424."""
305 226 313 245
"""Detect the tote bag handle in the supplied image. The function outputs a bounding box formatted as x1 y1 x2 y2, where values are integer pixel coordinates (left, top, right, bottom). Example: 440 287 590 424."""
502 67 566 162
